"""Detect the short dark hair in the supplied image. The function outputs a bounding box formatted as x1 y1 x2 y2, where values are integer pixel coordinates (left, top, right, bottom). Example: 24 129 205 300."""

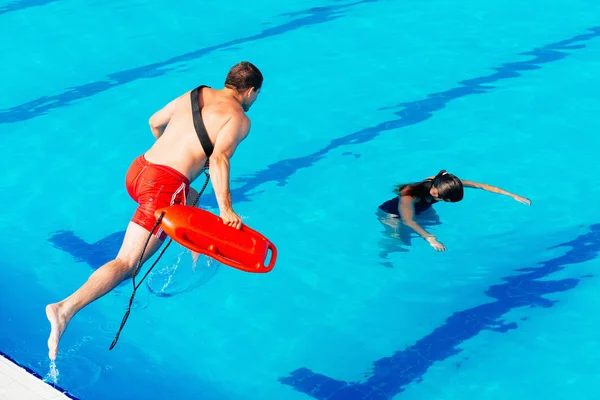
224 61 263 92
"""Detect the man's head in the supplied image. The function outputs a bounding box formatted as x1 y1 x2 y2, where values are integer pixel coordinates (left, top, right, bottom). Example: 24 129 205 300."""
224 61 263 111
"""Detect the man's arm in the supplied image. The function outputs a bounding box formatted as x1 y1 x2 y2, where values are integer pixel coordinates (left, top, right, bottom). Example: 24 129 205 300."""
461 180 531 205
209 114 251 229
149 98 178 139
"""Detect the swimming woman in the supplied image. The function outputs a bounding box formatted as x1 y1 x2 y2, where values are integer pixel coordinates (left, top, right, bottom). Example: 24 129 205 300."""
378 170 531 251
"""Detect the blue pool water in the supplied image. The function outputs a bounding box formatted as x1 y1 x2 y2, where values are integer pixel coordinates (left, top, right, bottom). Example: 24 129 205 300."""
1 0 600 399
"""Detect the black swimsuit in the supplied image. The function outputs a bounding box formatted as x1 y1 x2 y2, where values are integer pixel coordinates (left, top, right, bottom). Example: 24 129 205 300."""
378 196 438 217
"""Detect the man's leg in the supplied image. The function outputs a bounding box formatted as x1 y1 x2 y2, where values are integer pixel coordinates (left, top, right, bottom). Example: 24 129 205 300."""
45 222 164 360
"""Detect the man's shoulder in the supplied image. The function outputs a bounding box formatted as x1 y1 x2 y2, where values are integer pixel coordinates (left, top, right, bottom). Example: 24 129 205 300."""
228 108 251 127
231 112 251 137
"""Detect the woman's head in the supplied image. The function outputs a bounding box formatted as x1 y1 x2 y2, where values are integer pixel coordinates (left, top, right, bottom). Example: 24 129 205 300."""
429 170 464 202
395 170 464 202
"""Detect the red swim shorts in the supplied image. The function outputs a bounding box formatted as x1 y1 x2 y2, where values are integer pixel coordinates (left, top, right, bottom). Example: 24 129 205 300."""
125 155 190 240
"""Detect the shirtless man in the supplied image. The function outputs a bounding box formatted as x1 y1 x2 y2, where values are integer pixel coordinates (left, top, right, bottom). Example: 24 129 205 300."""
45 61 263 360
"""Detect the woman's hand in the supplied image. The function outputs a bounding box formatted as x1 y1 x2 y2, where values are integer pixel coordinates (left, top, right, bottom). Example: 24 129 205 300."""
425 235 447 251
512 195 531 205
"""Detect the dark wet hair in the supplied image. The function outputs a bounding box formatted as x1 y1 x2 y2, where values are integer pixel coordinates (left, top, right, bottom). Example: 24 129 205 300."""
224 61 263 93
394 170 464 202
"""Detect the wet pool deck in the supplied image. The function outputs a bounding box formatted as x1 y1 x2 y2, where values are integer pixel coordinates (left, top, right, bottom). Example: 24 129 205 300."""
0 354 71 400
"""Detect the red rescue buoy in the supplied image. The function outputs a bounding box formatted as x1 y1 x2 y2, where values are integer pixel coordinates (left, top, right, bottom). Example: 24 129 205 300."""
154 205 277 273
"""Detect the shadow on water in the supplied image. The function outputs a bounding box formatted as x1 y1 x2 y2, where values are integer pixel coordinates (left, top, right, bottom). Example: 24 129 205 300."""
48 230 221 295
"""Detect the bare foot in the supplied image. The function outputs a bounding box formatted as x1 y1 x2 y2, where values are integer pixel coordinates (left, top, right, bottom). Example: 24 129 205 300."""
45 304 69 361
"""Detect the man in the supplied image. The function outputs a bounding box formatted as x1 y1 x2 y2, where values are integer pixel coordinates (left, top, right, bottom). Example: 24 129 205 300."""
46 61 263 360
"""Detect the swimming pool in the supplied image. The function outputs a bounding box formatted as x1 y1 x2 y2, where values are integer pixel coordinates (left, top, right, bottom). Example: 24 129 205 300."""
1 0 600 398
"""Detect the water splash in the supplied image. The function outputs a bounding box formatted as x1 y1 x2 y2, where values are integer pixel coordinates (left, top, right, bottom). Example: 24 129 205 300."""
43 360 59 384
146 246 221 297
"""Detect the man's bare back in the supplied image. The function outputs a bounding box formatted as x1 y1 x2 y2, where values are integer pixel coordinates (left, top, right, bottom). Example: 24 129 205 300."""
145 86 249 183
45 61 263 361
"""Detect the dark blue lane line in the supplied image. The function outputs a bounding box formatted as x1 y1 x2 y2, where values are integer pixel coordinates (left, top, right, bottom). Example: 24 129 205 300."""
0 0 58 16
279 224 600 400
48 27 600 268
0 0 379 124
226 26 600 206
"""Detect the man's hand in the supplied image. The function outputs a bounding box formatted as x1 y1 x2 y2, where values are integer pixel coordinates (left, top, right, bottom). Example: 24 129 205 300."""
220 208 243 230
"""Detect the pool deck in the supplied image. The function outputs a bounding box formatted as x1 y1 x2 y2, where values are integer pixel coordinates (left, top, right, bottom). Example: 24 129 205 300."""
0 354 71 400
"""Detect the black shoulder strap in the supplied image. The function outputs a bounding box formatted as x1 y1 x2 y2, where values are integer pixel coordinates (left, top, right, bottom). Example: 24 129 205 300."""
190 85 214 159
